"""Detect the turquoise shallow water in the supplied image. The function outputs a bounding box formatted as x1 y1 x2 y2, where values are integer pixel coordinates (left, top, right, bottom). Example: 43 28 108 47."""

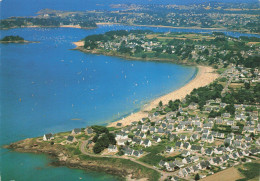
1 148 119 181
1 19 260 181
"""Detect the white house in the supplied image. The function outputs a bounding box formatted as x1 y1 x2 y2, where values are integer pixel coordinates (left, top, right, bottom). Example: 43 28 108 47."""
71 128 81 135
108 145 118 152
43 133 54 141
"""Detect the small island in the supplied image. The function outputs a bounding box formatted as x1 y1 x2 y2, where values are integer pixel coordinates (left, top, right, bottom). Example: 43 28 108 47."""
0 35 38 44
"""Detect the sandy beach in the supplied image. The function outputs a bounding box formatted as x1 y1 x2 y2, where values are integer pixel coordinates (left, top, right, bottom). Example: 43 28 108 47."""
73 41 84 46
108 66 219 127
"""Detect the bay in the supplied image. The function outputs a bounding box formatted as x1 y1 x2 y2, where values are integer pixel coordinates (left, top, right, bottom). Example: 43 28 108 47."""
0 24 259 181
0 25 197 181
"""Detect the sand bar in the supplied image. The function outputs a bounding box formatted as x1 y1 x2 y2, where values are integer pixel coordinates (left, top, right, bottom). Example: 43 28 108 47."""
108 66 219 127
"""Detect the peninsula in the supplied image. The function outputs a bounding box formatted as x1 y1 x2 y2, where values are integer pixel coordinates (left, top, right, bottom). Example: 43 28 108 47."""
74 30 260 67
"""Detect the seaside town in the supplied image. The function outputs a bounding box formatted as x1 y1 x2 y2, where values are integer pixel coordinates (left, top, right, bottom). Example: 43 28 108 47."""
0 2 259 33
8 63 260 181
2 1 260 181
79 30 260 67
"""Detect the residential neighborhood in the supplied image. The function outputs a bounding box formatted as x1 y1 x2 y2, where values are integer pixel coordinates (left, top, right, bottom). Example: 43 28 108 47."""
41 65 260 180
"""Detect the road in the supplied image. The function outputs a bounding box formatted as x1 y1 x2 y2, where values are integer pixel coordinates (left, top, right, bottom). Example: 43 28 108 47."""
221 73 235 96
80 140 175 181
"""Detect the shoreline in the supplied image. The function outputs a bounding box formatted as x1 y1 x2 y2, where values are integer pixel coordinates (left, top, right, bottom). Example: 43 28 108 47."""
96 23 260 35
0 25 97 30
108 65 219 127
73 45 193 65
4 138 159 180
71 42 219 127
96 22 226 31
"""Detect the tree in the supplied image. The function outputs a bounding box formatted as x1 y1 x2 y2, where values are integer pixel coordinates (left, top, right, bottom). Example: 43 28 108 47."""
93 142 103 154
107 133 116 145
195 173 200 180
225 104 235 115
135 46 144 54
203 49 209 56
250 133 255 138
118 150 124 156
168 100 173 107
159 101 163 107
141 54 147 59
208 110 221 118
91 125 109 134
92 134 99 143
244 82 250 89
1 35 24 41
224 142 230 147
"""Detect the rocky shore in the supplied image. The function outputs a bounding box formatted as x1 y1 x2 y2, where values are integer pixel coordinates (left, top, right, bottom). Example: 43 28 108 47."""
4 138 157 181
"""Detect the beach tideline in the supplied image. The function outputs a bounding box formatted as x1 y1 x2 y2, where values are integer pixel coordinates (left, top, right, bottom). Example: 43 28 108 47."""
109 66 219 127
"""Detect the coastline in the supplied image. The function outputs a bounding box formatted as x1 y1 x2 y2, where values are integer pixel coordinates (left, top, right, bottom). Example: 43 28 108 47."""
0 25 97 30
108 65 219 127
96 22 226 31
4 138 159 180
73 45 185 64
71 42 219 127
96 23 260 35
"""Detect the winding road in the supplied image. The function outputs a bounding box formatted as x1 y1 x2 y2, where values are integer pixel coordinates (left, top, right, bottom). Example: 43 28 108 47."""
79 140 175 180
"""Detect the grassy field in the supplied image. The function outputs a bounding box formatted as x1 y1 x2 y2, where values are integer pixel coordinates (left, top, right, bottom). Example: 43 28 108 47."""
79 154 161 181
139 144 166 166
139 143 183 166
236 162 260 181
229 83 244 89
201 167 244 181
217 67 228 74
146 33 215 41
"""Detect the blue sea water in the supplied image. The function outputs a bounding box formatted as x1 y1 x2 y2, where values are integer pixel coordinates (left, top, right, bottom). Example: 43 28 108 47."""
0 26 198 144
0 25 198 180
0 2 260 180
0 0 259 19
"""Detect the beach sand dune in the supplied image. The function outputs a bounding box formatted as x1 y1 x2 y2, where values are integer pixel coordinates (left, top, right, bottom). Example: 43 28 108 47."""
108 66 219 127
